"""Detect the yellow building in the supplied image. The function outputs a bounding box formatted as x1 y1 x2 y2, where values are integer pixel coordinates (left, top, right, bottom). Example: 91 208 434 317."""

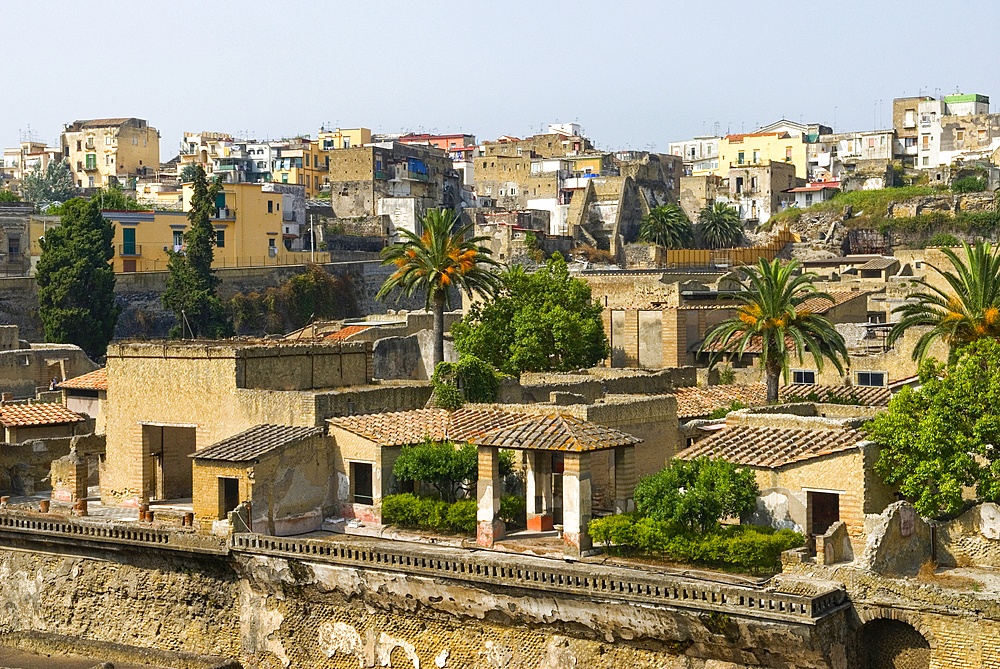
318 127 371 151
61 118 160 189
716 131 809 180
104 182 315 272
272 139 328 197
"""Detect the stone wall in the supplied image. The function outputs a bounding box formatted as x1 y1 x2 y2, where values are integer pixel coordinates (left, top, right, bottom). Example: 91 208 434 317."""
935 502 1000 568
0 532 852 669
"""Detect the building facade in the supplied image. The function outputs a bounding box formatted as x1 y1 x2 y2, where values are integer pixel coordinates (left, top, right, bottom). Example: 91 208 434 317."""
61 118 160 190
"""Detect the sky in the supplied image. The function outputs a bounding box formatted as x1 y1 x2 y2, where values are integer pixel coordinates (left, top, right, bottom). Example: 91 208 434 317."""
5 0 1000 159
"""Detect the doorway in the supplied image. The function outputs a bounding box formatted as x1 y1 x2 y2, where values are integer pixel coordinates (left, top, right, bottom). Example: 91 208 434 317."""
143 424 197 500
809 491 840 535
219 477 240 519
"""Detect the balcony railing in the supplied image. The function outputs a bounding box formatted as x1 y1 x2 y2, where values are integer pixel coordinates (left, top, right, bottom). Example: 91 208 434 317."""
83 164 99 172
119 244 141 257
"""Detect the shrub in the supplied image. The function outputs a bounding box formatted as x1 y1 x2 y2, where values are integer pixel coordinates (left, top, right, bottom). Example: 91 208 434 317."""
635 457 759 533
393 440 515 503
433 356 502 405
717 366 736 385
952 176 987 193
381 494 478 534
589 514 804 572
431 381 465 410
499 495 526 526
708 400 745 420
922 232 960 248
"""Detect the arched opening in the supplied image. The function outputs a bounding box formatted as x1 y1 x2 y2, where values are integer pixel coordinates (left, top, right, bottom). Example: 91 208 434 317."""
854 619 930 669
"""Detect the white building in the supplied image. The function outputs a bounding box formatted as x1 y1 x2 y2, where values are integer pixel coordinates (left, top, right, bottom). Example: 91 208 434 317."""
668 136 720 176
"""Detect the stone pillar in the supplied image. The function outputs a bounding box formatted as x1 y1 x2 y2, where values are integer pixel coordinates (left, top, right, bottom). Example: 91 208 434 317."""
525 450 554 532
562 452 592 556
476 445 504 547
51 447 88 503
613 446 636 514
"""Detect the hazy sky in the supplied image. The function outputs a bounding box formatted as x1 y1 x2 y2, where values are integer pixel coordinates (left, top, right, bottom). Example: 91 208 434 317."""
5 0 999 160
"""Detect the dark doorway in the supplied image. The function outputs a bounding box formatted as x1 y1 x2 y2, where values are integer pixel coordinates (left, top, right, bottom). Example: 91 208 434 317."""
352 462 373 505
219 477 240 519
143 424 196 500
810 491 840 535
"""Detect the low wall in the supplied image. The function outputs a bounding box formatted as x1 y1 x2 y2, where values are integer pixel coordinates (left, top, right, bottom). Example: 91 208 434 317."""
936 502 1000 568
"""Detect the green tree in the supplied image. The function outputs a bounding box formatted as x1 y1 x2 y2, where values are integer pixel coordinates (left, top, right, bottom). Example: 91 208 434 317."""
377 208 500 368
392 439 514 503
180 163 200 183
638 204 694 248
0 191 21 202
89 186 142 211
866 340 1000 515
700 257 847 402
888 241 1000 361
634 457 759 534
162 164 230 338
452 253 610 376
696 202 744 249
20 159 74 207
952 175 987 193
35 198 120 359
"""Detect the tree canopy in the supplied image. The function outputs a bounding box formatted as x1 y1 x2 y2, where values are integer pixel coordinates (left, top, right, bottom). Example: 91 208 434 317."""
700 257 847 402
697 202 744 249
634 457 759 534
866 339 1000 516
392 439 514 503
20 159 74 208
377 208 500 368
35 198 120 360
161 164 230 338
637 204 694 249
452 253 609 376
888 241 1000 361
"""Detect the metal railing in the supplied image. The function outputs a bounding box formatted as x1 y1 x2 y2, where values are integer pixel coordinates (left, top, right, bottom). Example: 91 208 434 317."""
230 533 845 623
119 244 141 256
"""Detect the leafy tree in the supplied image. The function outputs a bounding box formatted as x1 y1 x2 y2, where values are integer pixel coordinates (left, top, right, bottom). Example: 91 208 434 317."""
638 204 694 249
432 356 502 406
922 232 960 248
634 457 759 534
866 340 1000 516
0 191 21 202
452 253 610 376
162 164 230 338
888 241 1000 361
89 186 142 211
230 264 359 335
700 257 848 402
180 162 200 183
35 198 120 359
392 439 514 503
377 208 500 368
20 159 74 207
697 202 744 249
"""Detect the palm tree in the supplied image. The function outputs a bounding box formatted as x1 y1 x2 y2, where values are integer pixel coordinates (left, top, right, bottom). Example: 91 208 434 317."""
377 209 500 368
638 204 694 249
889 241 1000 361
700 258 848 402
697 202 744 249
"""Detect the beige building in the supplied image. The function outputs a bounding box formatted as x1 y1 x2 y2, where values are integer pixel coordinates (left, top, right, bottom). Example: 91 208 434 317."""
0 403 84 443
61 118 160 189
59 368 107 435
677 403 894 551
101 340 379 508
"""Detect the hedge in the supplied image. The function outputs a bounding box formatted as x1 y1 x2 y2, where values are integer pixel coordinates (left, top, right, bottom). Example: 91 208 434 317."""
588 514 804 573
381 493 525 535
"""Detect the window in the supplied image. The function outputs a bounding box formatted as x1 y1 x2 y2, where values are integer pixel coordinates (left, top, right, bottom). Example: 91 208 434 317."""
735 177 743 193
121 228 136 255
216 229 225 248
342 138 350 149
792 370 815 385
805 193 813 206
957 130 965 141
106 155 112 165
105 135 111 145
173 230 184 250
88 176 94 188
785 146 792 161
752 149 760 163
921 135 930 149
737 151 745 164
857 371 885 387
904 109 916 127
76 140 82 152
868 138 875 148
923 157 929 166
282 173 288 183
276 203 279 211
979 129 987 140
351 462 374 505
268 200 273 213
85 154 96 169
7 236 19 257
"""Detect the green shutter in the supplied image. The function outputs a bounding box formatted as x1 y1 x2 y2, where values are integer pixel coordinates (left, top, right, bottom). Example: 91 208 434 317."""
215 193 226 208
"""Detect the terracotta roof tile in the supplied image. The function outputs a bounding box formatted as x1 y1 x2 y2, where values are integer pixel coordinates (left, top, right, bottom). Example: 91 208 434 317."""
192 424 322 462
329 409 531 447
325 325 372 341
797 291 868 314
676 424 864 468
857 257 899 271
667 384 768 419
58 368 107 391
469 414 640 452
781 384 891 406
0 403 83 427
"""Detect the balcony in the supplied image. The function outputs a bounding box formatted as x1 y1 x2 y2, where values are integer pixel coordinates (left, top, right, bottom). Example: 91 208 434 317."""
406 170 429 181
374 170 388 180
119 244 141 257
83 164 99 172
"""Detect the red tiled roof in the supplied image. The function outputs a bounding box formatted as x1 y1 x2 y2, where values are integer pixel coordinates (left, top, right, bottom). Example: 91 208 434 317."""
329 409 531 447
325 325 372 341
667 384 768 419
468 414 640 452
58 368 107 391
0 403 83 427
676 424 864 468
781 384 891 407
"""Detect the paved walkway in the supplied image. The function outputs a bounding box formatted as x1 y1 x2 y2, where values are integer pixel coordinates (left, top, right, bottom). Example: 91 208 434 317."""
0 646 165 669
